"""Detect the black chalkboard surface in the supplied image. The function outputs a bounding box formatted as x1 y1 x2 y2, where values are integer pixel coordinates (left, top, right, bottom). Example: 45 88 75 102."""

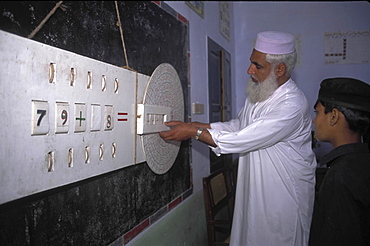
0 1 190 245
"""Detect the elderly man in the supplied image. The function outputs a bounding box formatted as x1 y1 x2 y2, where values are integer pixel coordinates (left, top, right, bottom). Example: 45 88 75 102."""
160 31 316 246
309 78 370 246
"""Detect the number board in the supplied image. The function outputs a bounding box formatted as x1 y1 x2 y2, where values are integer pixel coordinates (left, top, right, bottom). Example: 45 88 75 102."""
0 30 154 204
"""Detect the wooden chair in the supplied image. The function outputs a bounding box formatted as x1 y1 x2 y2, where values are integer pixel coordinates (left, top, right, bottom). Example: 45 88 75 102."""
203 167 235 246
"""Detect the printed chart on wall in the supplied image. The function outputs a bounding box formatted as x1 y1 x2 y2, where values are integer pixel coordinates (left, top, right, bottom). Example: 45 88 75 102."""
324 30 370 65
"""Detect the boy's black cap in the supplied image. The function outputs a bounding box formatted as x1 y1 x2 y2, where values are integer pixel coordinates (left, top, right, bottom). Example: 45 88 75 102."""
318 77 370 112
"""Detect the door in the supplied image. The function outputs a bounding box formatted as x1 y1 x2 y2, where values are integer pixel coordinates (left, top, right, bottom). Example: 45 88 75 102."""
208 37 232 173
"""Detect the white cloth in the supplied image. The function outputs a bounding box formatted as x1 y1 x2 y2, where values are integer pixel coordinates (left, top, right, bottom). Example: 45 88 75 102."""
208 79 316 246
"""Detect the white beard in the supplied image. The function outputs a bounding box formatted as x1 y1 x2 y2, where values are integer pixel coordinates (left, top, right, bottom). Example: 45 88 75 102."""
246 70 278 104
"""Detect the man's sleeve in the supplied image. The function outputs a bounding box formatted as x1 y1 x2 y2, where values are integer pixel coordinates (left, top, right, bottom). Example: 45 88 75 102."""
208 103 304 155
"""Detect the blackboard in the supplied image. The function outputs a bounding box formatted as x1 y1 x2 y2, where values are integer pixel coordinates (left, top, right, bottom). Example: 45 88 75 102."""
0 1 190 245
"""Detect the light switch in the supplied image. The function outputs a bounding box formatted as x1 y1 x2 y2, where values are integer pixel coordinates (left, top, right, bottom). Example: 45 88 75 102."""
74 103 87 132
104 105 114 131
32 100 49 135
55 102 69 133
91 104 101 131
192 103 204 115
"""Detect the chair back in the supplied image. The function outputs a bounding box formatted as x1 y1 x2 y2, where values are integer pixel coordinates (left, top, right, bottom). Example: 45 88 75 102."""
203 167 235 246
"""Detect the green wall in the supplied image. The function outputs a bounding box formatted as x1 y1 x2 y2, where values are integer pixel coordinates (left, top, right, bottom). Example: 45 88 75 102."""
126 190 208 246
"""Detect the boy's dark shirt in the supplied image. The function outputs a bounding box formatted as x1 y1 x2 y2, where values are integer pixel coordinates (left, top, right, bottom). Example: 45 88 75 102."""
309 143 370 246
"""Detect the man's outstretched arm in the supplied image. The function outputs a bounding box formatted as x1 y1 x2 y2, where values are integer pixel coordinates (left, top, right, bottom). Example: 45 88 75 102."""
159 121 216 147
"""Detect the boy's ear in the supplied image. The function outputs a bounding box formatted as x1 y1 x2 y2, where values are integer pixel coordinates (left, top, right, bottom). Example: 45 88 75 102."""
329 108 340 126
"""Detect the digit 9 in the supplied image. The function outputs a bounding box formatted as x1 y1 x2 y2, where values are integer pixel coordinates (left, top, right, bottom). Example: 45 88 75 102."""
61 109 68 125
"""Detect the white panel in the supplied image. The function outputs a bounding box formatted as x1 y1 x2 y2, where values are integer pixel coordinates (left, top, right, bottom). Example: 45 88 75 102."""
0 30 148 205
137 104 171 134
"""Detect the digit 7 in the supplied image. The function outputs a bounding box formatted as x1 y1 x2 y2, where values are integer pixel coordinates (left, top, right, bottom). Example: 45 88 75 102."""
36 109 46 126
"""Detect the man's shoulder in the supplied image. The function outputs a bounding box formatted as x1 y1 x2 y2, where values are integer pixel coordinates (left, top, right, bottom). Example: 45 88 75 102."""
275 79 304 97
274 84 309 108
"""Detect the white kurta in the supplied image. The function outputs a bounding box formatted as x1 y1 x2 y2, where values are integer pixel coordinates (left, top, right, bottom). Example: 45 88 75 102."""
208 79 316 246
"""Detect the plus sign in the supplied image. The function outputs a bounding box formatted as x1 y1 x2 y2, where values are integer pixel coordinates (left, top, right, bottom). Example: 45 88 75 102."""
76 111 86 126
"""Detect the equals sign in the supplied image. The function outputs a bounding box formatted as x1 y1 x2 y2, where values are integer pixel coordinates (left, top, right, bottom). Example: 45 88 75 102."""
117 112 128 122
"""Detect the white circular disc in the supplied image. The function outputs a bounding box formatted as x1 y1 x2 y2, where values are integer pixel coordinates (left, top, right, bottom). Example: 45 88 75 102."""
142 63 184 174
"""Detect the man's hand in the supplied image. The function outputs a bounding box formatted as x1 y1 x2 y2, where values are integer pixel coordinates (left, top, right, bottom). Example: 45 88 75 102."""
159 121 217 147
159 121 197 141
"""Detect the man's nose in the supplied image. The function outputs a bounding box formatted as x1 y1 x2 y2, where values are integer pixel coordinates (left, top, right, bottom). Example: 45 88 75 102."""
247 64 254 75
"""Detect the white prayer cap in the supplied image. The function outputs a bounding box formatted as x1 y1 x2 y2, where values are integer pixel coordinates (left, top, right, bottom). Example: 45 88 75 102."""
254 31 295 55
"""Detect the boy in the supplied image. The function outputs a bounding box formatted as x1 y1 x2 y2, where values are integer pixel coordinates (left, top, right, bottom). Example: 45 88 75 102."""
309 77 370 246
